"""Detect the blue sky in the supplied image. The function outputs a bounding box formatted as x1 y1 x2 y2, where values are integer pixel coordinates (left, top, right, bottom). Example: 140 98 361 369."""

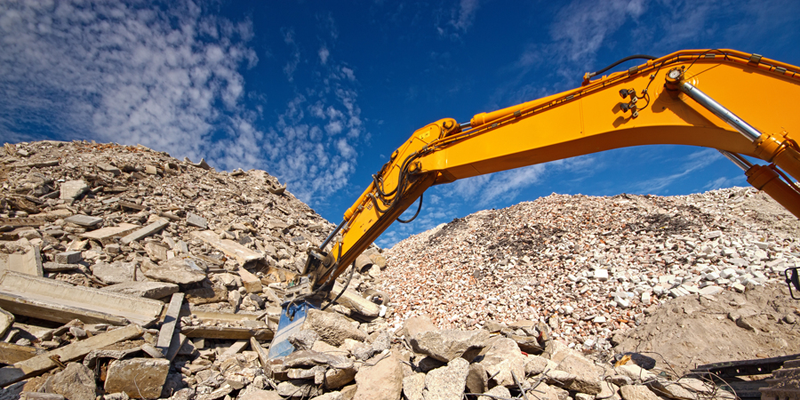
1 0 799 247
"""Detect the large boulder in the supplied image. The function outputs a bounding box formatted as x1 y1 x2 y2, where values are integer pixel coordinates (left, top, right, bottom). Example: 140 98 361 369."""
410 329 489 362
423 357 469 400
399 315 438 338
43 362 96 400
548 341 603 394
353 353 403 400
403 373 426 400
476 337 525 387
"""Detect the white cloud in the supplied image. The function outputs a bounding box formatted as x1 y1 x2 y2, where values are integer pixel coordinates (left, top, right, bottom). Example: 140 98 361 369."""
634 148 722 193
319 46 330 64
282 28 300 82
450 164 547 207
0 0 256 163
0 1 368 208
437 0 480 38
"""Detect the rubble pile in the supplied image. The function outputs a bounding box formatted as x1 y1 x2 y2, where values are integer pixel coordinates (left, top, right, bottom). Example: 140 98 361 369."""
380 188 800 353
0 139 799 400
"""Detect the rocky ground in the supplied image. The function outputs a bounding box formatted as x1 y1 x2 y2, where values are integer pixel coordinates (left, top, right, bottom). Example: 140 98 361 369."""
379 188 800 358
0 139 799 400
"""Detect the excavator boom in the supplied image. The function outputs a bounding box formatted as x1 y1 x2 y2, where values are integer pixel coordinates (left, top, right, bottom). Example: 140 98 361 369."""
268 49 800 359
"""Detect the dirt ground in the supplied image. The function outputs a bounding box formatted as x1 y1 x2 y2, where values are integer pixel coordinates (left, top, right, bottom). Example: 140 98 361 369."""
611 282 800 377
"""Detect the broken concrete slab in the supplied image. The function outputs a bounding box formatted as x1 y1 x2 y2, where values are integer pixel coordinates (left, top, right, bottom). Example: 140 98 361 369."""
0 306 13 338
144 242 169 262
121 218 169 245
141 256 206 284
399 315 438 338
238 268 262 293
0 271 164 326
0 242 43 277
620 385 661 400
181 323 272 341
0 324 143 386
90 260 135 284
191 230 263 264
101 281 179 299
157 293 184 356
186 213 208 229
59 180 88 201
409 329 489 363
403 372 426 400
80 223 139 244
0 342 39 364
63 214 103 228
221 340 250 358
328 282 379 318
54 251 81 264
104 358 171 399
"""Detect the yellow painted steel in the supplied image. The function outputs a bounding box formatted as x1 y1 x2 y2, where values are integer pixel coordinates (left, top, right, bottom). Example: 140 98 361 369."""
311 49 800 288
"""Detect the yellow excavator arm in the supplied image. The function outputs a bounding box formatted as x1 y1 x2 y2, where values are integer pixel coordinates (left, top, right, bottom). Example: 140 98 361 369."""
308 49 800 289
267 48 800 360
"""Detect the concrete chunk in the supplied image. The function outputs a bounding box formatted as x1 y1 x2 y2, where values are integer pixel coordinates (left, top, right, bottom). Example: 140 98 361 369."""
141 256 206 284
59 180 88 201
157 293 185 356
191 230 263 264
55 251 81 264
0 240 43 277
91 260 135 284
63 214 103 227
328 281 380 318
104 358 171 399
0 324 143 386
101 281 179 299
121 218 169 245
353 353 403 400
0 270 163 326
424 357 469 400
0 306 14 338
186 212 208 229
80 223 139 244
410 329 489 362
239 267 263 293
304 308 367 346
43 362 96 400
0 342 39 365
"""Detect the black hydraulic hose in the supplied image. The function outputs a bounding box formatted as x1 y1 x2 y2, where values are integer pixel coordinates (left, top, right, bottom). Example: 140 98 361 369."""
397 193 423 223
585 54 656 79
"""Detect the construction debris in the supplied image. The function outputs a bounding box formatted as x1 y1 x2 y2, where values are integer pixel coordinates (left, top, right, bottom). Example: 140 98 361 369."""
1 139 799 400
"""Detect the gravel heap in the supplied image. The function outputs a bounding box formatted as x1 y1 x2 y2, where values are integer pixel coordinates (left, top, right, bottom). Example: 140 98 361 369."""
379 188 800 353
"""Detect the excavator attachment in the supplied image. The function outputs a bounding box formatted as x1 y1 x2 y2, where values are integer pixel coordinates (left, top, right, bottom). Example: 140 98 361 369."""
267 300 316 359
785 268 800 300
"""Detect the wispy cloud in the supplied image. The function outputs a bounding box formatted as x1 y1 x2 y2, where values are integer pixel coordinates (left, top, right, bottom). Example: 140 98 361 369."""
633 148 722 194
0 0 368 207
0 0 256 162
436 0 480 39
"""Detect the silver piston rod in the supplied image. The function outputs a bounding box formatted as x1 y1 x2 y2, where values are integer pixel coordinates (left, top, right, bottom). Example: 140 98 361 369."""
679 80 762 142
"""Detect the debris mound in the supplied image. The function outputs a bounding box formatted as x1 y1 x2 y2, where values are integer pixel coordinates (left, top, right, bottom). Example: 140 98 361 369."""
380 189 800 355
